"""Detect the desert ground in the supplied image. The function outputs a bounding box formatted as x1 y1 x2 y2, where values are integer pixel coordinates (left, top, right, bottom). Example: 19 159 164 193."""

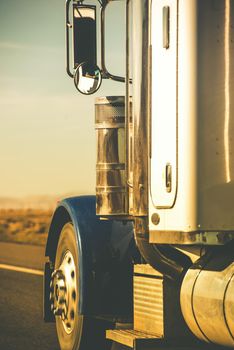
0 209 52 246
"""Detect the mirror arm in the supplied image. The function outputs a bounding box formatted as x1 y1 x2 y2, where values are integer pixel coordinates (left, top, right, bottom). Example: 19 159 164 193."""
66 0 74 78
100 1 125 83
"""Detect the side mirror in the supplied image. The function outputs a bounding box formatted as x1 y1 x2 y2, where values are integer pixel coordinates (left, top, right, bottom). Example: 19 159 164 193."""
74 62 102 95
66 1 102 92
73 5 97 68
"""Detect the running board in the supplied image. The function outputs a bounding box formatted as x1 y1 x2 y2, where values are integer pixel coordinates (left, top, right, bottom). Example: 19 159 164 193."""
106 329 224 350
106 329 161 349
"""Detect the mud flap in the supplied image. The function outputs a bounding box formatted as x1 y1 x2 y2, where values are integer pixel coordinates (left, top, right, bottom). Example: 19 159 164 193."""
43 261 55 322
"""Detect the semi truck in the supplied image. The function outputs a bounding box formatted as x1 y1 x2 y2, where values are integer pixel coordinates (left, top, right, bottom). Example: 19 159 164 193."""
43 1 234 350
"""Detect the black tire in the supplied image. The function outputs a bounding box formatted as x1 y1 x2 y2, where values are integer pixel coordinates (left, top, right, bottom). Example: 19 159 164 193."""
55 222 112 350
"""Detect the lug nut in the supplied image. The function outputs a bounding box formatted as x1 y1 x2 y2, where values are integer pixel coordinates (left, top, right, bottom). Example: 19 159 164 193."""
58 298 66 305
54 308 63 316
59 286 66 292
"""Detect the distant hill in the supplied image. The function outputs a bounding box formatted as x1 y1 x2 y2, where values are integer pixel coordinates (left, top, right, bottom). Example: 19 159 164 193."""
0 193 92 210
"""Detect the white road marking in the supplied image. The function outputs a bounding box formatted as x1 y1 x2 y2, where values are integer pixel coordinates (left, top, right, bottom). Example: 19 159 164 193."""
0 263 43 276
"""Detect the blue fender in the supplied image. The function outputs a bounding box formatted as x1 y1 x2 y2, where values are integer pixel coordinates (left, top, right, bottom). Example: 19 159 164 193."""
45 195 139 317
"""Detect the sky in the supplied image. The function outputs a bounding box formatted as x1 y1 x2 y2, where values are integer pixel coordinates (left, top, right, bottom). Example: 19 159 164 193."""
0 0 125 198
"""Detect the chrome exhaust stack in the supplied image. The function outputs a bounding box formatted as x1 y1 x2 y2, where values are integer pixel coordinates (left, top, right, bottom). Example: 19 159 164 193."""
95 96 128 216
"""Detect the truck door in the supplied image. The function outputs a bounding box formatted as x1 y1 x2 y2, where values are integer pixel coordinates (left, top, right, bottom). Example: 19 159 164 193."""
150 0 178 208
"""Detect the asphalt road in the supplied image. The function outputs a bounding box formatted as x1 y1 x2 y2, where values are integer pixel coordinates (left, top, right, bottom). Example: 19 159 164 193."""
0 241 45 270
0 241 60 350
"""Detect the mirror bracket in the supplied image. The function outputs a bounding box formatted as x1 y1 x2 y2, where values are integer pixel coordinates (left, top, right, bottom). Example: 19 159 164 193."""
66 0 125 85
66 0 74 78
100 1 125 83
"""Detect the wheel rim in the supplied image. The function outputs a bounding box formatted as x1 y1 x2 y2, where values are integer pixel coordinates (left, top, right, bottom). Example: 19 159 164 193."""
50 250 78 334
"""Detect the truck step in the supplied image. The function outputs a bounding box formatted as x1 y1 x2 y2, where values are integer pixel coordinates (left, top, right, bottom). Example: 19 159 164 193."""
106 329 226 350
106 329 161 349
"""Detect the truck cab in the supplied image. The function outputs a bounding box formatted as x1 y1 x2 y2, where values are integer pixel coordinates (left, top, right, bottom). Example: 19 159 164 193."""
44 1 234 350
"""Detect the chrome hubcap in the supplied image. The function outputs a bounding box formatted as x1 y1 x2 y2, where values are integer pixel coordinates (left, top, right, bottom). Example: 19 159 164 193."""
50 251 77 334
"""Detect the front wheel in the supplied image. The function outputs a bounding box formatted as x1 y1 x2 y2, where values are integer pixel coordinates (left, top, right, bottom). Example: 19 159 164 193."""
51 222 112 350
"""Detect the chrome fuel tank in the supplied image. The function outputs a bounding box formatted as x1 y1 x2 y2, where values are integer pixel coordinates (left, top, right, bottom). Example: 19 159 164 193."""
181 247 234 347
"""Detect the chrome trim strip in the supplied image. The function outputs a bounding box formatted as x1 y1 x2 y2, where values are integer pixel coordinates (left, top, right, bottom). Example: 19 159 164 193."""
95 123 125 129
132 0 150 216
96 163 125 170
96 186 126 193
150 230 234 245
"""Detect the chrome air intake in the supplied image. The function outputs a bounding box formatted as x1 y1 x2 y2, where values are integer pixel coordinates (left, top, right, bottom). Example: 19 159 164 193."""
95 96 127 216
